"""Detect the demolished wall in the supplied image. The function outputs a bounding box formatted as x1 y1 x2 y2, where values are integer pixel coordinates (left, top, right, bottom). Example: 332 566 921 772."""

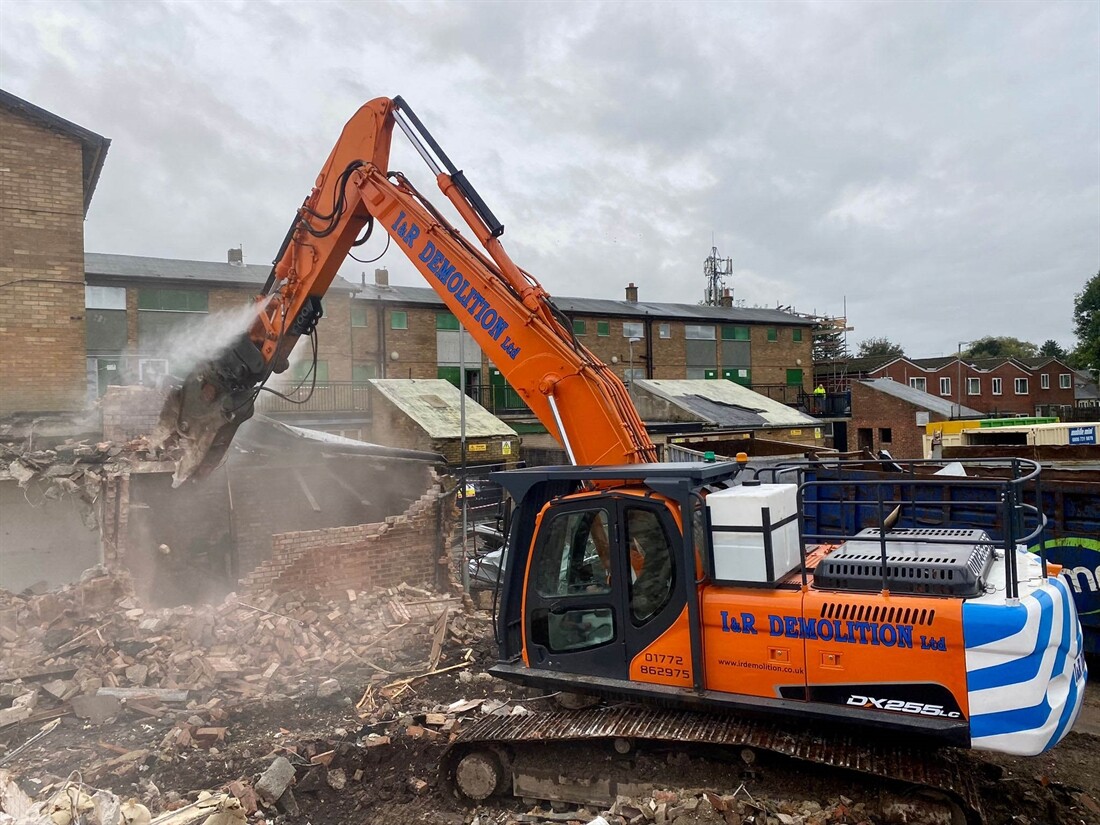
240 472 455 597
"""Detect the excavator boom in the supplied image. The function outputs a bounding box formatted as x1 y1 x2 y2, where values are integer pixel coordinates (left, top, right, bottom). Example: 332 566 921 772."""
157 97 656 483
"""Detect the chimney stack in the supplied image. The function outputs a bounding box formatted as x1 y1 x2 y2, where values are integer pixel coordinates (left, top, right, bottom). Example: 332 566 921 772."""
625 282 638 303
375 268 389 286
720 287 733 308
227 247 243 266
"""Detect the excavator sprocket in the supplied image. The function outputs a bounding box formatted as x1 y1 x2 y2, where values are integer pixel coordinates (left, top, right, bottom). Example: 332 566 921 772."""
440 705 982 822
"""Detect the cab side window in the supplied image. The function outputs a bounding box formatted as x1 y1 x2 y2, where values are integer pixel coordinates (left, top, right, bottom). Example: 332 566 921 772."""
626 507 674 623
532 507 614 653
535 508 611 597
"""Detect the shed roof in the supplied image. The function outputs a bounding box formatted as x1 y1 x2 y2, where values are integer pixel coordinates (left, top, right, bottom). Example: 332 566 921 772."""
634 379 818 428
355 283 809 325
0 88 110 217
861 379 982 417
85 252 357 292
368 379 517 439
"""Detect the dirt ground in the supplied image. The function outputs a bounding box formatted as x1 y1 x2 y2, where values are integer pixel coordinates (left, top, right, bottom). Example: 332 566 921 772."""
2 599 1097 825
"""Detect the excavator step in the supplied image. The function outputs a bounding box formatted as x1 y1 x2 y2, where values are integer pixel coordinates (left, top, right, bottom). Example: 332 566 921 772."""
441 705 983 822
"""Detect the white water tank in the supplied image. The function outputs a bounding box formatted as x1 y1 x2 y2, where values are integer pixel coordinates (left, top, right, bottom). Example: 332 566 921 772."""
705 483 801 584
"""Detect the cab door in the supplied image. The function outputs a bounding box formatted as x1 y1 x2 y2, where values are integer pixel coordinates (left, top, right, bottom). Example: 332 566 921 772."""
523 495 688 685
524 499 627 678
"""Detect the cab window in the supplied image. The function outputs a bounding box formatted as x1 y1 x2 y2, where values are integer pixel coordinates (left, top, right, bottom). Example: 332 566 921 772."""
532 507 614 653
535 508 611 596
626 507 674 623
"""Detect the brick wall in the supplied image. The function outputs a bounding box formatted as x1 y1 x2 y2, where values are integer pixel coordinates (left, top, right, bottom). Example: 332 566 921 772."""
101 385 166 441
0 109 88 412
239 472 456 596
849 381 951 459
749 326 812 390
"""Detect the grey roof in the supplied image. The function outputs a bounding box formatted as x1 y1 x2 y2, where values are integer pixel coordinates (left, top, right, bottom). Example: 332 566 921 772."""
355 283 810 325
368 379 517 439
635 379 818 428
861 379 983 417
85 252 357 292
1075 370 1100 402
0 88 110 216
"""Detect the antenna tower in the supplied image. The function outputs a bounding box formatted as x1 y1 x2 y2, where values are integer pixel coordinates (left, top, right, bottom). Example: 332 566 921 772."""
703 246 733 306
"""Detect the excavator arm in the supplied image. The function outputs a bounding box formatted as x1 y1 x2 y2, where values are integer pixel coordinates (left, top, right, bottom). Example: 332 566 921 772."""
158 96 657 483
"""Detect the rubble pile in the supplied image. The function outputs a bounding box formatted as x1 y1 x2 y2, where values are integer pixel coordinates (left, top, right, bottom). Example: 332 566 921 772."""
0 571 463 735
2 437 159 489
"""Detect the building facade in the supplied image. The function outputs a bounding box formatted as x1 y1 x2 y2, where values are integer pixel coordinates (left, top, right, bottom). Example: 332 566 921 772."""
83 252 357 405
351 271 815 411
819 355 1079 419
0 90 109 413
847 379 983 459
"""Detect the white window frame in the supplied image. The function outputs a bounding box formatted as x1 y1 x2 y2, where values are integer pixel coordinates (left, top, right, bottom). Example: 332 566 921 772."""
684 325 716 340
1014 377 1028 395
658 323 671 339
992 377 1003 395
1060 373 1072 389
939 377 951 396
86 285 126 310
967 377 980 395
622 321 645 339
909 377 926 392
1041 373 1049 389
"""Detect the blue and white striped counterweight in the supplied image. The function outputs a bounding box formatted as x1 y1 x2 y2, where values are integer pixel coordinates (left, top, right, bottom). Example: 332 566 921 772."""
963 549 1086 755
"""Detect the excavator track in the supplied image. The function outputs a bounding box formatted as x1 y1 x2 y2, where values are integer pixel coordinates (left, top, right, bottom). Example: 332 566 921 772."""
440 705 983 822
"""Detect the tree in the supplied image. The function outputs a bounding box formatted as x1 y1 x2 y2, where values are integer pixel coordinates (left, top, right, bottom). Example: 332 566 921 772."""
1039 339 1068 360
813 321 849 363
1071 271 1100 370
856 337 905 358
964 336 1038 359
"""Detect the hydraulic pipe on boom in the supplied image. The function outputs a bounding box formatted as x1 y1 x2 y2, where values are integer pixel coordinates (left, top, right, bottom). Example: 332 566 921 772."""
157 97 657 483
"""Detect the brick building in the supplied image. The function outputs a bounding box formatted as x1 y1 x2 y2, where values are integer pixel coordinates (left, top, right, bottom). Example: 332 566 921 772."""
818 355 1080 418
0 90 110 413
847 379 982 458
352 271 815 412
83 251 358 401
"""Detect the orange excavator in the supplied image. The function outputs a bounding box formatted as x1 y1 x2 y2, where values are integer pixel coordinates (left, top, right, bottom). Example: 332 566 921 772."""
159 97 1085 817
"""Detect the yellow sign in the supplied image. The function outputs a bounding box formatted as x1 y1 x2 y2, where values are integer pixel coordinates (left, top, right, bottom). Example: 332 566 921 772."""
789 429 802 436
468 443 487 452
815 428 822 439
502 440 512 455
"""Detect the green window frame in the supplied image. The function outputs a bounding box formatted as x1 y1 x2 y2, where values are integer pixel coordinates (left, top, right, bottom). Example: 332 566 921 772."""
436 312 460 330
792 328 803 342
291 359 329 383
767 327 778 342
351 304 369 328
573 319 586 335
721 325 750 341
137 288 208 312
786 368 803 386
597 321 611 337
391 310 408 330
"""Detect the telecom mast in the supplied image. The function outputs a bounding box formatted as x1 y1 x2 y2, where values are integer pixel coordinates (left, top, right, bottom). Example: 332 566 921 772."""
703 246 733 306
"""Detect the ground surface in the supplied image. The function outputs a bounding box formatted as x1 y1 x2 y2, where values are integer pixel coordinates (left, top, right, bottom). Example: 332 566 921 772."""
3 610 1098 825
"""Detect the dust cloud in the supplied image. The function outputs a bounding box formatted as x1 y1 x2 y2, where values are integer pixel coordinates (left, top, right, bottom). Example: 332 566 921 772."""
146 299 264 382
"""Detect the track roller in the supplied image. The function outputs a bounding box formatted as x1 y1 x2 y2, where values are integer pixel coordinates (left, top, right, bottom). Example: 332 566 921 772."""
452 748 506 802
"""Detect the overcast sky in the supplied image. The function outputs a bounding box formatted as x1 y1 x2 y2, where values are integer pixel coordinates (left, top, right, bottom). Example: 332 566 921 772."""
2 0 1097 356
